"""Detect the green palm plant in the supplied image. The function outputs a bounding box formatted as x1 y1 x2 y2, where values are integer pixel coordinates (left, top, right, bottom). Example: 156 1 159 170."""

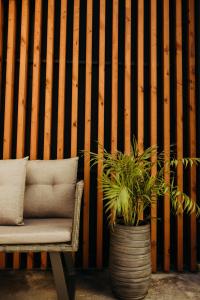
87 137 200 226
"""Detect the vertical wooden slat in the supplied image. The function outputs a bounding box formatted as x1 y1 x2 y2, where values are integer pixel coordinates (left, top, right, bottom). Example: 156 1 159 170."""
83 0 93 269
163 0 170 272
176 0 183 272
42 0 55 270
3 0 16 159
124 0 131 154
96 0 106 269
150 0 157 273
0 0 17 270
0 0 3 98
57 0 67 159
28 0 42 270
188 0 196 272
137 0 144 152
111 0 118 154
71 0 80 158
0 0 4 269
14 0 29 270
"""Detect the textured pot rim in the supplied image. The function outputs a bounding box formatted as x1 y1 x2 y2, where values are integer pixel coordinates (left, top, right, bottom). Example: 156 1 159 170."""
112 223 150 231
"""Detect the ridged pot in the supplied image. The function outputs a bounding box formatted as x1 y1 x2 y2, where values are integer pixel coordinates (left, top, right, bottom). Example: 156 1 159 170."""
109 224 151 300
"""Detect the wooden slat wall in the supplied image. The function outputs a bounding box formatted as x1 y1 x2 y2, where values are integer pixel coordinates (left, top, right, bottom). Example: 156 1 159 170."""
150 0 157 273
176 0 183 272
124 0 131 155
28 0 42 270
96 0 106 269
83 0 93 269
188 0 196 272
42 0 55 270
163 0 170 272
0 0 199 272
15 0 29 270
0 0 4 270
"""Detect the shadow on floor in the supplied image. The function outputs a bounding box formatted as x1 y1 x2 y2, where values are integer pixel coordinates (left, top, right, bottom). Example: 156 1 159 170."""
0 270 200 299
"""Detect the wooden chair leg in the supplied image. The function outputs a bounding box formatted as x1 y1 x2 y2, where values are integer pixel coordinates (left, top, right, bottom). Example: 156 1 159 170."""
50 252 69 300
63 253 76 300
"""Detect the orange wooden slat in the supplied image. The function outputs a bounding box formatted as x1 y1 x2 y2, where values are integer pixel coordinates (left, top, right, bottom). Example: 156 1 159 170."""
150 0 157 273
111 0 118 154
96 0 106 269
188 0 197 272
14 0 29 270
3 0 16 160
28 0 42 270
1 0 17 270
83 0 93 269
0 0 3 98
176 0 183 272
163 0 170 272
137 0 144 152
42 0 55 269
71 0 80 158
30 0 42 160
124 0 131 155
57 0 67 159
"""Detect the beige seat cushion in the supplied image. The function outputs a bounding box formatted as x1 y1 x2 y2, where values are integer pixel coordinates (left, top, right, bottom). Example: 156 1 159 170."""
0 159 27 225
0 218 72 244
24 158 78 218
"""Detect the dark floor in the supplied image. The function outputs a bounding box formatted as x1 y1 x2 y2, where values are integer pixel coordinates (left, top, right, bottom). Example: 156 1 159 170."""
0 270 200 299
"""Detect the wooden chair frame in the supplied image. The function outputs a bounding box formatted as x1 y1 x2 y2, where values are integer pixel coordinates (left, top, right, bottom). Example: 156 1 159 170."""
0 180 84 300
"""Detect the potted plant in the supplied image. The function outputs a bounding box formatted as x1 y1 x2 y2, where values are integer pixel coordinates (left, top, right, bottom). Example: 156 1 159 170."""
86 138 200 300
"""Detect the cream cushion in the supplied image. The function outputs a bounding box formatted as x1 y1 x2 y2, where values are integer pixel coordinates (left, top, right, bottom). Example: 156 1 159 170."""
0 159 27 225
24 158 78 218
0 218 72 244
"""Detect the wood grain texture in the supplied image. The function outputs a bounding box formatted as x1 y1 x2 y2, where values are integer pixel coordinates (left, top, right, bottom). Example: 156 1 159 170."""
57 0 67 159
97 0 106 269
30 0 42 160
0 0 3 101
83 0 93 269
1 0 17 270
124 0 131 154
3 0 16 159
150 0 157 273
111 0 118 154
28 0 42 270
0 0 4 269
188 0 196 272
137 0 144 153
176 0 183 272
43 0 55 269
163 0 170 272
71 0 80 158
15 0 29 270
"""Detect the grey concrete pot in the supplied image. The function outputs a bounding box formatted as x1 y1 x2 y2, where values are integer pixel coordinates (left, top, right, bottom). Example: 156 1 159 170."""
109 223 151 300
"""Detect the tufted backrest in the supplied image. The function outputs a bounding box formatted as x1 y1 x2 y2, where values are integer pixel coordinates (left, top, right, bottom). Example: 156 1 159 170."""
24 158 78 218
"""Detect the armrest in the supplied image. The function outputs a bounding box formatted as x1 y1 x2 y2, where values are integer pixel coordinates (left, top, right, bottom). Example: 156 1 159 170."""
71 180 84 251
